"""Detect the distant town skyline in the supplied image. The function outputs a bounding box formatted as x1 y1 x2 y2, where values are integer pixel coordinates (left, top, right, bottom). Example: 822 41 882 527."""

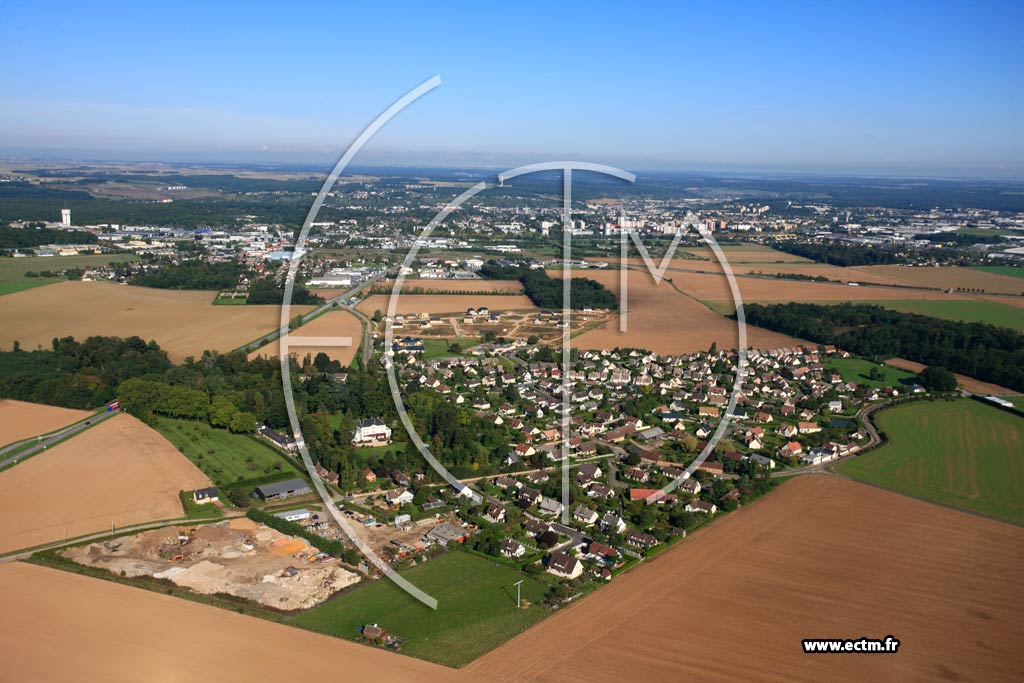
1 1 1021 178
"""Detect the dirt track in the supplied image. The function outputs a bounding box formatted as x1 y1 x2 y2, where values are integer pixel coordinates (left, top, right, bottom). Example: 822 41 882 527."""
0 413 211 553
0 280 312 362
0 400 91 445
465 476 1024 682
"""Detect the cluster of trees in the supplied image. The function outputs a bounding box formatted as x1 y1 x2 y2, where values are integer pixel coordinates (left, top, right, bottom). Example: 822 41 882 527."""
0 336 171 408
0 224 99 250
130 260 246 290
479 260 617 310
245 277 322 305
914 232 1005 246
743 302 1024 392
767 240 906 266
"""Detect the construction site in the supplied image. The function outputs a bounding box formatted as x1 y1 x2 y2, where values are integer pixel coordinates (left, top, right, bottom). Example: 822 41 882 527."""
62 518 361 610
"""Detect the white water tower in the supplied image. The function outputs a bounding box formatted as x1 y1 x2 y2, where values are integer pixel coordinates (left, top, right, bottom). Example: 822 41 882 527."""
61 208 72 226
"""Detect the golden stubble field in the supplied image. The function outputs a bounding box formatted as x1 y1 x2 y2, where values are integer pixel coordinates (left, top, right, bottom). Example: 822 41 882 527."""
373 279 526 293
249 310 363 366
4 476 1020 682
548 269 804 354
357 293 536 316
467 475 1024 683
853 265 1024 295
0 413 211 554
0 280 312 362
0 399 91 445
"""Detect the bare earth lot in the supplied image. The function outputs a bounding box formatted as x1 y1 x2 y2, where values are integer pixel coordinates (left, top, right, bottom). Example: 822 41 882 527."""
65 518 360 610
0 562 448 683
0 280 312 362
465 475 1024 683
357 293 536 316
0 399 91 445
549 269 804 354
0 413 211 554
249 309 363 365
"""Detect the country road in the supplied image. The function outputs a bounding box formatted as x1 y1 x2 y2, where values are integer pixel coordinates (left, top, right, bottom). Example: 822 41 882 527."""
0 409 118 470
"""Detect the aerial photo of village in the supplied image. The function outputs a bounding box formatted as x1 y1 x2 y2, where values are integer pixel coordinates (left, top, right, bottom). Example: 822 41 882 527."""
1 2 1022 682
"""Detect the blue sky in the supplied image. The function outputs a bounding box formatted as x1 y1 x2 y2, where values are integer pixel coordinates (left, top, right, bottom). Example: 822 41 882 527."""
1 1 1021 176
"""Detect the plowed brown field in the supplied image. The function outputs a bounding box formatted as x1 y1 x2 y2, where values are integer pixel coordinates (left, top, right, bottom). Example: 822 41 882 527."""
465 475 1024 683
0 413 210 553
0 562 447 683
0 400 91 445
548 269 804 353
4 476 1020 681
0 280 312 362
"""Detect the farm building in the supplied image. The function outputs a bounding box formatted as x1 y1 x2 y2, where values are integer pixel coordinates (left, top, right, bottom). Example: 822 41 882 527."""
253 478 312 502
275 508 312 523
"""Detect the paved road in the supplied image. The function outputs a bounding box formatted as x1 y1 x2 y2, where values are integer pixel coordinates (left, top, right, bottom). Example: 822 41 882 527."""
0 409 118 469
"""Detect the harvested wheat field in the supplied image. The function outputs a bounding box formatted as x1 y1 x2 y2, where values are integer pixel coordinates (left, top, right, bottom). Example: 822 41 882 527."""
373 279 526 293
466 475 1024 683
884 357 1016 395
0 399 91 445
547 270 803 354
0 562 448 683
682 243 812 262
852 265 1024 295
249 310 363 365
357 293 536 316
0 413 210 554
663 269 965 307
0 280 312 362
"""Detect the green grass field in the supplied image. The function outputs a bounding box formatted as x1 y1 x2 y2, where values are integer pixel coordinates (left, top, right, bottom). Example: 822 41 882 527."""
421 337 480 361
0 254 138 296
827 356 916 388
152 416 301 487
866 299 1024 331
836 399 1024 523
291 551 548 667
212 294 248 305
971 265 1024 280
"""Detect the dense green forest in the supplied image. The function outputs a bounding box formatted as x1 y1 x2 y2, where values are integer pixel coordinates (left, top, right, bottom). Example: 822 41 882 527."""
743 302 1024 391
0 224 99 251
767 240 907 266
245 277 323 305
129 260 247 290
0 336 171 408
480 260 618 309
0 335 510 488
913 232 1006 246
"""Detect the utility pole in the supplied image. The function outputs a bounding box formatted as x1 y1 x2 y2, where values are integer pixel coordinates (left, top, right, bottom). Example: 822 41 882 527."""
514 579 524 608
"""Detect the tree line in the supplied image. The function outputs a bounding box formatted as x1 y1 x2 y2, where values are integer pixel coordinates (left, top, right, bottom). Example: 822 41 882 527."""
743 302 1024 392
767 240 907 267
479 260 618 310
